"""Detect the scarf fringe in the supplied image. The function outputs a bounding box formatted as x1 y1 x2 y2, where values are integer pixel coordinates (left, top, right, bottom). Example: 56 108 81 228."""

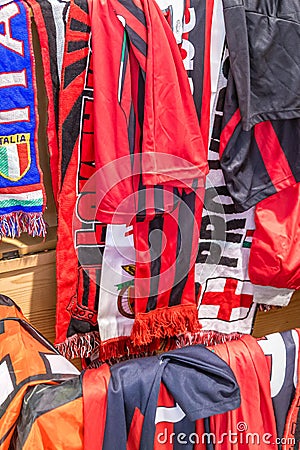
55 331 101 360
258 304 282 312
130 305 201 347
0 212 46 239
176 330 244 348
98 336 162 362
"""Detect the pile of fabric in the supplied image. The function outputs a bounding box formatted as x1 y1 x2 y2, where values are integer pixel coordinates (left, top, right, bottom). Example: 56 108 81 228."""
1 0 299 376
1 294 299 449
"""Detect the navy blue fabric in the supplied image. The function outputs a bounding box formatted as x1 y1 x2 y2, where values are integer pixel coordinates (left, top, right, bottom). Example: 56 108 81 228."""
103 345 240 450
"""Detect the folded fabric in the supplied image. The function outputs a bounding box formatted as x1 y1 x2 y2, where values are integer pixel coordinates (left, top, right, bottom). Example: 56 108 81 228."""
0 0 46 238
249 184 300 290
83 345 241 450
0 294 80 448
210 335 279 450
89 0 208 225
222 0 300 131
283 329 300 450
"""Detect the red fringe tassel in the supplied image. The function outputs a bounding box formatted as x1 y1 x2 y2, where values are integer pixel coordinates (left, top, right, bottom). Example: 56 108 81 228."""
130 304 201 347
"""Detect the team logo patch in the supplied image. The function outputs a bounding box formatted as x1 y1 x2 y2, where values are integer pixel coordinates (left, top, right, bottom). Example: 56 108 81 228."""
0 133 30 181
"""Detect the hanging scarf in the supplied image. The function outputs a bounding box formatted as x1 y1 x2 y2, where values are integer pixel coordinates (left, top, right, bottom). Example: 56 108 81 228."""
24 0 70 203
0 0 46 238
88 0 208 351
55 0 103 359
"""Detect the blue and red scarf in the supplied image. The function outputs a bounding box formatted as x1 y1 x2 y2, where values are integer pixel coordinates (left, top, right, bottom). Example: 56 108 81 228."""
0 0 46 238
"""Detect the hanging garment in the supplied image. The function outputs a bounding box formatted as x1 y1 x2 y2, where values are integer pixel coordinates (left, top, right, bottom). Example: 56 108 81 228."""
89 0 207 225
222 0 300 131
83 345 241 450
209 335 279 450
24 0 70 203
219 74 300 211
193 36 293 339
0 0 46 238
126 0 213 349
249 183 300 290
257 330 299 445
88 0 209 353
196 42 257 336
93 0 216 360
283 329 300 450
131 188 203 347
55 0 104 360
0 294 80 449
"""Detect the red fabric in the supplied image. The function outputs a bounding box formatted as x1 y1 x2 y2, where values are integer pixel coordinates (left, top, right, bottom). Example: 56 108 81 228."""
131 189 203 347
55 0 100 357
200 0 214 152
210 335 278 450
83 366 111 450
89 0 207 224
254 122 296 192
249 184 300 290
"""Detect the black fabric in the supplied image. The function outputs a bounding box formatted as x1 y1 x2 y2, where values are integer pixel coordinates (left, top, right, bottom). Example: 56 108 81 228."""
0 295 16 307
271 331 297 442
103 345 241 450
223 0 300 130
10 379 82 450
220 66 300 210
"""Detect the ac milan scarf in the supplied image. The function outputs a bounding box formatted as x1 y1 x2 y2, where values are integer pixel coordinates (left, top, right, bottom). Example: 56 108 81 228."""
88 0 208 351
55 0 103 359
0 0 46 238
24 0 70 203
89 0 207 224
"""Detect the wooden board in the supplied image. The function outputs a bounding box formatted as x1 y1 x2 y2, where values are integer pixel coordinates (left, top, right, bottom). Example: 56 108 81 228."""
0 250 56 342
253 290 300 337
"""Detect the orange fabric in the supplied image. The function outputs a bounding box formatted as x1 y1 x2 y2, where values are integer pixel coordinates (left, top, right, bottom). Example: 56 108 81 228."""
20 397 83 450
